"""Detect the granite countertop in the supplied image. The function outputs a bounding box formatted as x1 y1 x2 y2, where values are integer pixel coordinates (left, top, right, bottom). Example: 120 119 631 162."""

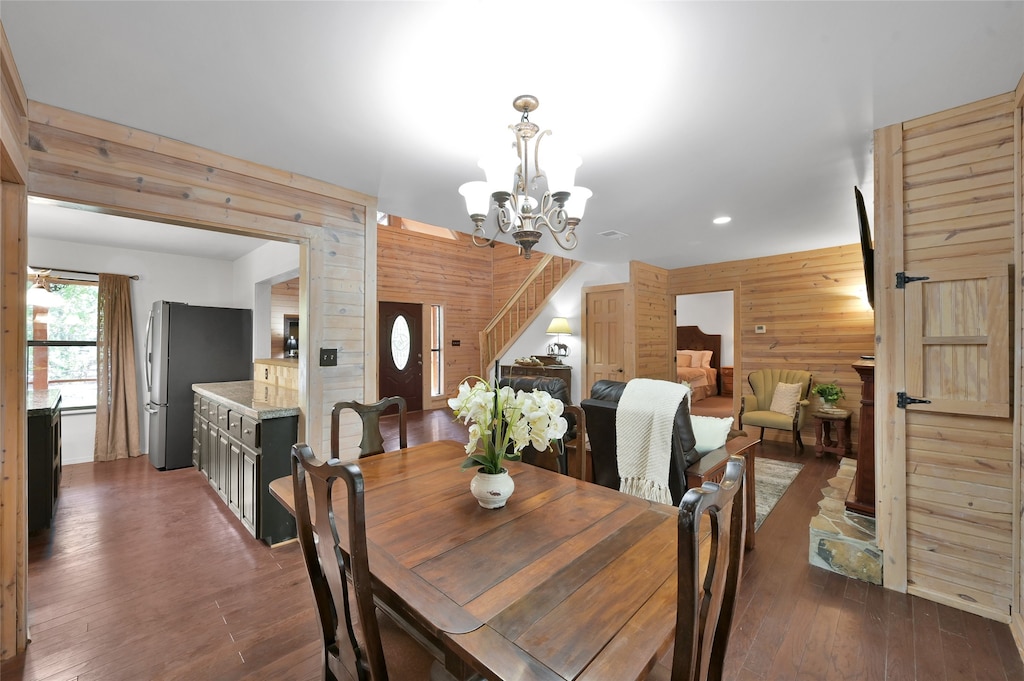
192 380 300 420
27 388 62 416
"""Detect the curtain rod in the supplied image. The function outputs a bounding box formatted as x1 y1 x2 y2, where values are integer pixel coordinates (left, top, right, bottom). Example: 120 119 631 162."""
30 265 140 281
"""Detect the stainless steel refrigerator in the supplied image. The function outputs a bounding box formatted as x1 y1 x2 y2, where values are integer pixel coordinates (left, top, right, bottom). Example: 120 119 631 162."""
146 301 253 470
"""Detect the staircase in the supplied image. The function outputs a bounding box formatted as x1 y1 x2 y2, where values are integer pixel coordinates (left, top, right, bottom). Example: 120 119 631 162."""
479 254 581 375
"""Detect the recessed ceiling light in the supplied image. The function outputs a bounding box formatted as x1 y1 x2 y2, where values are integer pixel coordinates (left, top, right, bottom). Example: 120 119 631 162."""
713 216 732 225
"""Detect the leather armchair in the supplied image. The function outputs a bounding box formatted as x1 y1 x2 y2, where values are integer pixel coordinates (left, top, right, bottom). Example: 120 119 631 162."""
498 375 577 475
581 379 700 505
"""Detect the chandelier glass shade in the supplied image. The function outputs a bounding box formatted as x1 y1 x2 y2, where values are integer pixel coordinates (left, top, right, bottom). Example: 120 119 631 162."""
459 95 591 259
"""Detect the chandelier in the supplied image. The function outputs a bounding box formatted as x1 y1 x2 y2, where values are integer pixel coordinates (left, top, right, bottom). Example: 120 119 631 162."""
458 95 591 259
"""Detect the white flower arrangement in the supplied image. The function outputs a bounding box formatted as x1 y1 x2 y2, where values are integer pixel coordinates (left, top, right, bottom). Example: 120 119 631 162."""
448 376 568 474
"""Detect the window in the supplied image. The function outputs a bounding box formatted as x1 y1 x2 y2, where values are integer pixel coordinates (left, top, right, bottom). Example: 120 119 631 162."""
429 305 443 396
27 277 99 410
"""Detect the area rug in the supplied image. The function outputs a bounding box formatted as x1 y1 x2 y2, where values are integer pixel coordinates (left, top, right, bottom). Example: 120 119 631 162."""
755 458 803 530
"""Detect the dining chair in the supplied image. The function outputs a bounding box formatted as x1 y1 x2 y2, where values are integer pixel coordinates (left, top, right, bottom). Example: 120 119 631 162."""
291 443 387 680
650 454 746 681
331 396 407 459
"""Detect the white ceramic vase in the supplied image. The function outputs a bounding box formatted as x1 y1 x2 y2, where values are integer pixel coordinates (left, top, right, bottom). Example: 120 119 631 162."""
470 469 514 509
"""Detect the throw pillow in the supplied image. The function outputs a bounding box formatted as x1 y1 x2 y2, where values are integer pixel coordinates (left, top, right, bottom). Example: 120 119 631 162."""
676 351 692 368
691 415 734 454
769 382 803 416
699 350 713 368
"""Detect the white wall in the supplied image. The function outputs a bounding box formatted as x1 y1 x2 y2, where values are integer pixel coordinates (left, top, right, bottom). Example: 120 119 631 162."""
676 291 735 365
503 261 628 403
29 236 298 461
231 241 300 358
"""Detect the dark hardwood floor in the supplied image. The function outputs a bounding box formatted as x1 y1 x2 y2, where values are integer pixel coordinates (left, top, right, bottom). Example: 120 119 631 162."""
3 408 1022 680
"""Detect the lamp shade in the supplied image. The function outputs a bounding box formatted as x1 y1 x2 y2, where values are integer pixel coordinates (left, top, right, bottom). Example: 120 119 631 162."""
458 181 492 216
546 317 571 335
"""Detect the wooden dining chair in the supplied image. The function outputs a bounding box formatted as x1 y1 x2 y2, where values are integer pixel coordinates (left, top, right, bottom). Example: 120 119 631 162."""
651 454 746 681
331 396 407 459
291 443 387 680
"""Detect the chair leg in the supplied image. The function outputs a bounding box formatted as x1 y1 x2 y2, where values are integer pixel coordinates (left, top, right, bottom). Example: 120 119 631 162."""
794 429 804 454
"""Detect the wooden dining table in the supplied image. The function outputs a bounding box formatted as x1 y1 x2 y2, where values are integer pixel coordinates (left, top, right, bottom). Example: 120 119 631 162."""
269 439 742 681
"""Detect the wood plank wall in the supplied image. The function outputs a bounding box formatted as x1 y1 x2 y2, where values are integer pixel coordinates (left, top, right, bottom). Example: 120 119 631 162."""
270 278 299 358
631 261 675 381
377 222 526 410
665 244 874 446
877 91 1019 622
0 19 29 659
1016 72 1024 660
491 247 538 313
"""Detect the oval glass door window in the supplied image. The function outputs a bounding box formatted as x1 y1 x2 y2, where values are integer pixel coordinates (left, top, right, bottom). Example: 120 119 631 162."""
391 315 411 370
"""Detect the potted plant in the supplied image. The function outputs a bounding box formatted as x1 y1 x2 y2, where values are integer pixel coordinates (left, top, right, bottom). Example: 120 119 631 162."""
448 376 567 509
812 382 845 410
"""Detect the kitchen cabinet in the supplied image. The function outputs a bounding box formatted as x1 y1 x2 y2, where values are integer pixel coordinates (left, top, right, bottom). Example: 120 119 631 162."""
193 381 299 544
28 389 62 533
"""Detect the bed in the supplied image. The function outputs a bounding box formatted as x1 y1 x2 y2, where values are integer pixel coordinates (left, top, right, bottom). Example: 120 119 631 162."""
676 325 722 403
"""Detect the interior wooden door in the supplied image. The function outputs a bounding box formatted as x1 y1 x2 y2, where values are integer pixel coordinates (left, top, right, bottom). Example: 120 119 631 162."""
585 287 626 394
379 302 423 412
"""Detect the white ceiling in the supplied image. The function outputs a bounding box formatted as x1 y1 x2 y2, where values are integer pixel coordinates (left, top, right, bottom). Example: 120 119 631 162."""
3 1 1023 268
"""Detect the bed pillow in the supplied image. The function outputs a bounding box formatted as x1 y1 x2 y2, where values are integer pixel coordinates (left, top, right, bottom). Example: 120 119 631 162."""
679 350 701 368
676 351 692 368
691 415 734 454
699 350 713 368
769 382 802 416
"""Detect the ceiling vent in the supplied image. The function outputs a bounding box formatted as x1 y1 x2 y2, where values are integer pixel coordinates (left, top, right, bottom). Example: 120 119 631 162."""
598 229 630 240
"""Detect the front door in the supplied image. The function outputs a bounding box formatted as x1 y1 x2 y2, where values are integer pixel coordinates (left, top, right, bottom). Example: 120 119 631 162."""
379 302 423 412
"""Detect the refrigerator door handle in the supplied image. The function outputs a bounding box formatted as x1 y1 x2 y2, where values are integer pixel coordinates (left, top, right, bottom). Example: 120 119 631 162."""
144 403 160 415
145 309 154 393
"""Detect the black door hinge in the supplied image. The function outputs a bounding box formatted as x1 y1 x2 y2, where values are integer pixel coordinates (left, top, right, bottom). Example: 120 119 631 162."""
896 272 930 289
897 392 932 409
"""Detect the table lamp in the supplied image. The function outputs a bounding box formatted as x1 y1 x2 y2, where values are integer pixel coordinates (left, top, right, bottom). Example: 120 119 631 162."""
546 317 571 362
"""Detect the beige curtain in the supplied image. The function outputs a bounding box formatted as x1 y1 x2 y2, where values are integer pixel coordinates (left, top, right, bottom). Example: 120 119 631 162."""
94 273 141 461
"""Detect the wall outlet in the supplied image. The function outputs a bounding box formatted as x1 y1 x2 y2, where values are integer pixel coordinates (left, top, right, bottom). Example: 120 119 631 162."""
755 324 767 334
319 348 338 366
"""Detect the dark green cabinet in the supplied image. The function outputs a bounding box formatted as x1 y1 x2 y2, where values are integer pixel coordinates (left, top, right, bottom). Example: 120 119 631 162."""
28 390 62 533
193 391 296 544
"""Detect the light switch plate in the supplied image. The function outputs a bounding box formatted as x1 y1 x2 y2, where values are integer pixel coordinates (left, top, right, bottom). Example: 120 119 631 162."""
319 348 338 366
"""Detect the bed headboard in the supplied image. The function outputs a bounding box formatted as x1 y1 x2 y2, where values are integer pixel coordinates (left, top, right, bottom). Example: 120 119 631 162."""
676 325 722 389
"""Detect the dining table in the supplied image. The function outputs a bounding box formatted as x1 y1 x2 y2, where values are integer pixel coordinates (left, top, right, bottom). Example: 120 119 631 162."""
269 439 748 681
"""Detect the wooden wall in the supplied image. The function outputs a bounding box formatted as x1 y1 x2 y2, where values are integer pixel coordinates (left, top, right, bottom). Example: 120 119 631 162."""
270 278 299 358
377 222 527 410
631 261 674 381
877 90 1019 622
0 20 29 658
664 244 875 445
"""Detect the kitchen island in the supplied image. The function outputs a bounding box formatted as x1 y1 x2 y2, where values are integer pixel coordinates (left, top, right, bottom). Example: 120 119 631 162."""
192 380 299 544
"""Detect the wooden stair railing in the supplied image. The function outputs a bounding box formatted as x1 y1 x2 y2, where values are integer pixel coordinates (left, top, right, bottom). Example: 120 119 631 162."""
479 254 581 375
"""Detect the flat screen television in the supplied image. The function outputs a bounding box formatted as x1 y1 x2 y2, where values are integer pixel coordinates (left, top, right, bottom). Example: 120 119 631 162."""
854 186 874 310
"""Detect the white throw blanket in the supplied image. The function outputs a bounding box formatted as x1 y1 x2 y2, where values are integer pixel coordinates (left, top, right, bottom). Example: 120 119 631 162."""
616 378 691 504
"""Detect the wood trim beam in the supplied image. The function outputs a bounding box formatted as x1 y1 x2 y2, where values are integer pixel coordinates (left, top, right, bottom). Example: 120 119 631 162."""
875 122 908 592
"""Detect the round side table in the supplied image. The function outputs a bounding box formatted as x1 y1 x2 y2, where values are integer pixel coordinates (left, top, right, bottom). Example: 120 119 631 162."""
812 409 853 458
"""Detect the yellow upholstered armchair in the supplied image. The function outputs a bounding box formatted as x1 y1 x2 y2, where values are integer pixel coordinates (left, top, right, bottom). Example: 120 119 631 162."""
739 369 813 453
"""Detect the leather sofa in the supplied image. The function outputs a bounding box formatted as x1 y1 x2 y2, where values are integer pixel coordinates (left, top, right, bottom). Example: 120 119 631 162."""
581 379 702 504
